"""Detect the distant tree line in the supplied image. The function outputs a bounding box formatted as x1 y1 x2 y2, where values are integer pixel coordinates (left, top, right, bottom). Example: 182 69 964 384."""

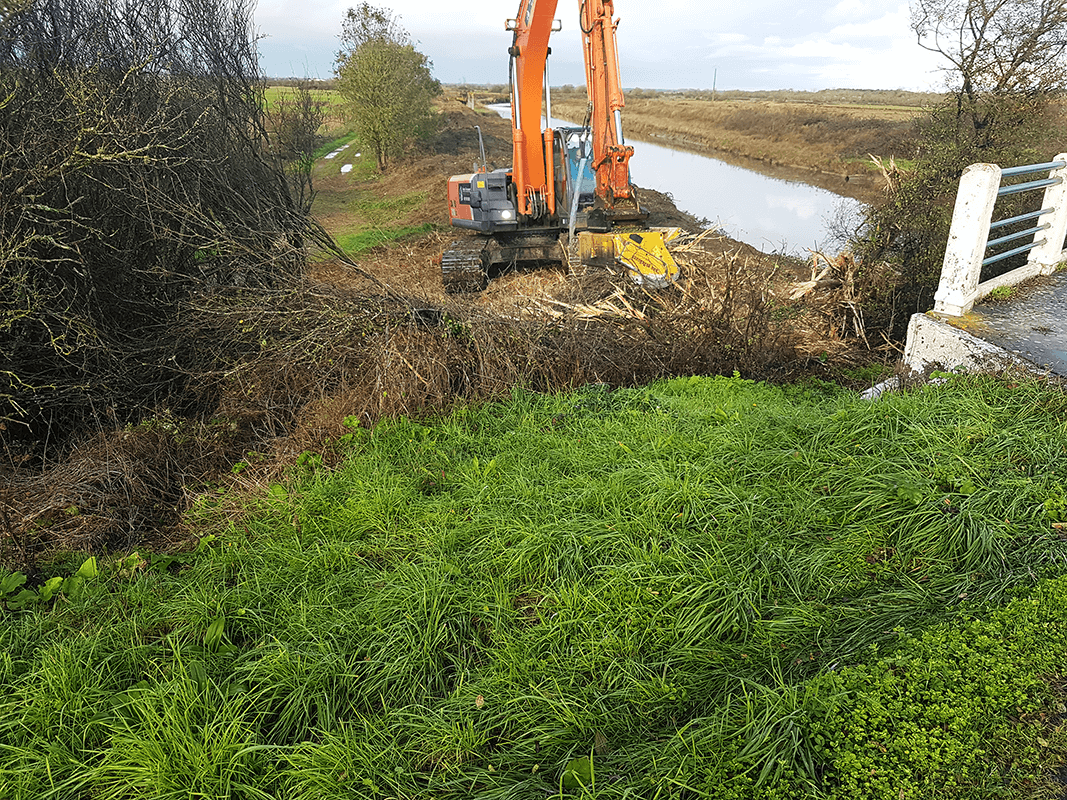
269 77 339 90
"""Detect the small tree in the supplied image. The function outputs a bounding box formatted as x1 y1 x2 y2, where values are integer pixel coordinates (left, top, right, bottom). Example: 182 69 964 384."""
337 1 406 52
912 0 1067 150
847 0 1067 342
335 3 440 171
270 81 329 213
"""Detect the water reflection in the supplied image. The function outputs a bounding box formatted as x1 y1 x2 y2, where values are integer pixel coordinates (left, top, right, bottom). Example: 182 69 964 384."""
486 104 861 255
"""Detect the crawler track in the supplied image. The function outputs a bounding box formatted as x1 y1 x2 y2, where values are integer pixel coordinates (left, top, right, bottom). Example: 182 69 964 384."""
441 237 488 294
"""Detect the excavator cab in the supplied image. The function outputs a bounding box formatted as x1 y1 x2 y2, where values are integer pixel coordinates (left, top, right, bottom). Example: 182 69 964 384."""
552 126 602 232
558 129 596 209
447 128 597 235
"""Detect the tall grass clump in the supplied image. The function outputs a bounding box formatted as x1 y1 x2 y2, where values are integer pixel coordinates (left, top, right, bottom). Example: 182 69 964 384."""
3 374 1067 798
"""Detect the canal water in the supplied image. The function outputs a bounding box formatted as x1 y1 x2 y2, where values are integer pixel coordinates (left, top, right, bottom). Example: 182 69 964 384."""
486 104 861 256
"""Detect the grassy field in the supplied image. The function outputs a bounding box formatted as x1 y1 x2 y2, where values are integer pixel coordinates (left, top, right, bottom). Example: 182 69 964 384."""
4 373 1067 798
263 85 345 116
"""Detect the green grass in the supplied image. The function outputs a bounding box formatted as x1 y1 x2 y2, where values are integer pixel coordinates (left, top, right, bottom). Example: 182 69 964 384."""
333 222 434 255
263 85 344 114
312 129 363 164
323 191 432 256
987 285 1018 301
4 374 1067 798
351 192 427 223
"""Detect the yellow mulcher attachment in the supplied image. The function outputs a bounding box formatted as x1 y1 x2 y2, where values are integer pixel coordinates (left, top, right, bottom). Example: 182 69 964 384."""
578 227 683 289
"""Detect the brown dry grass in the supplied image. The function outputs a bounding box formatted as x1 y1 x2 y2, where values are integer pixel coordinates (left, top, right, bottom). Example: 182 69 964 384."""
4 234 838 568
1 420 245 570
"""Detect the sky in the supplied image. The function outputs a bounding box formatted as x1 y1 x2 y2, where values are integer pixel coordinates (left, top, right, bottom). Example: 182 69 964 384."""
253 0 945 92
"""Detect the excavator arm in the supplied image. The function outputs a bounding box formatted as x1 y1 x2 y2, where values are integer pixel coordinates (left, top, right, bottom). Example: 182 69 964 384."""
443 0 678 292
579 0 641 218
506 0 641 222
507 0 561 219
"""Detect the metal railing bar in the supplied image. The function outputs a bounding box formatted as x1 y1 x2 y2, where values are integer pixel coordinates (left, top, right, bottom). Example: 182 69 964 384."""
982 239 1045 267
998 177 1062 197
989 208 1054 230
1000 161 1066 178
986 223 1050 250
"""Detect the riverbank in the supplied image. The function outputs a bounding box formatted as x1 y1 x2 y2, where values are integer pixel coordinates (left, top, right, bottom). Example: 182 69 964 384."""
550 91 925 205
6 100 885 568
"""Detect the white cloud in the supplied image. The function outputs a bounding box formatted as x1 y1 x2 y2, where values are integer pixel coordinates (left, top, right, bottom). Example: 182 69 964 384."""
826 6 911 43
825 0 878 24
253 0 942 90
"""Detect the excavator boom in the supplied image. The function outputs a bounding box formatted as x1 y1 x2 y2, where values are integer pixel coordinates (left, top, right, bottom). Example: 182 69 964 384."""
580 0 641 218
507 0 560 218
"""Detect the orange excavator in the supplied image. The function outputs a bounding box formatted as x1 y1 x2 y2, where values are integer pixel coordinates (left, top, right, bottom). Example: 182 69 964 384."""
442 0 680 292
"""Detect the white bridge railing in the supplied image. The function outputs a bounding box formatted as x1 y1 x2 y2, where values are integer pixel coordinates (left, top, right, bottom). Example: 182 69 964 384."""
935 153 1067 315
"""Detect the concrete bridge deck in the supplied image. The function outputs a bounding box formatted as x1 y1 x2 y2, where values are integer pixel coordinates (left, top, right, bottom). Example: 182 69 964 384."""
904 270 1067 378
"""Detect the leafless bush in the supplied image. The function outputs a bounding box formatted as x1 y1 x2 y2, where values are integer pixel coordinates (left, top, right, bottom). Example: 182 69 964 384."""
0 0 313 450
269 81 329 212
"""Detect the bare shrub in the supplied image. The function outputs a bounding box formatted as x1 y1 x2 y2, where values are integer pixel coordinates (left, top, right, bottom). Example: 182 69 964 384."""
269 81 329 212
0 0 313 449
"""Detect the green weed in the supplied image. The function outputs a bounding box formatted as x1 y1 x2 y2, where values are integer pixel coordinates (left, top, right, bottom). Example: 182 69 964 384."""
987 285 1018 301
334 222 434 255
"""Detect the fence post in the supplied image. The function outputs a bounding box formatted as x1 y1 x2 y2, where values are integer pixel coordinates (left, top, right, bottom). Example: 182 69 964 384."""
934 162 1001 315
1026 153 1067 274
